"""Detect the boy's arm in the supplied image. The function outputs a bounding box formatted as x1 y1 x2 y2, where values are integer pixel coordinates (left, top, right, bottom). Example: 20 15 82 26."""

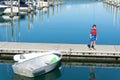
90 34 92 39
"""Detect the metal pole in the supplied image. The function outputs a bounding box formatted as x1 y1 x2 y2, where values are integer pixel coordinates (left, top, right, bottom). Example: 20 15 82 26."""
47 0 49 7
31 12 34 27
52 0 54 6
18 0 20 15
18 16 20 41
47 7 49 18
52 4 54 16
57 0 58 5
28 13 30 31
10 0 13 17
57 0 58 13
11 17 14 41
32 0 34 9
28 0 31 13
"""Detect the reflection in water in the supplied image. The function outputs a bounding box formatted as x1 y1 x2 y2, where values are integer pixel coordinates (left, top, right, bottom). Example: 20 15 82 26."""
60 2 62 12
2 61 120 80
31 12 34 28
12 68 61 80
3 15 26 42
103 2 120 28
52 5 55 16
89 66 96 80
47 7 50 19
0 63 14 80
113 7 119 28
0 16 10 26
38 9 43 24
5 26 8 41
57 4 59 13
18 16 20 42
11 17 15 41
1 1 120 44
28 13 31 31
62 62 120 68
0 3 63 42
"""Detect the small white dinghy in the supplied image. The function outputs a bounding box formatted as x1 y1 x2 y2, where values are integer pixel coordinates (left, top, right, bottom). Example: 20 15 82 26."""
12 51 62 77
13 51 52 63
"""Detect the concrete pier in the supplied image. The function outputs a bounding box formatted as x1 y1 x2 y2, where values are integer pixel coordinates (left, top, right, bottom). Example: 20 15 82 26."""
0 42 120 58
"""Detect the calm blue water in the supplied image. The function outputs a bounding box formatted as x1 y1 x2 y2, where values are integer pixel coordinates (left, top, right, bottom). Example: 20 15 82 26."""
1 62 120 80
0 1 120 45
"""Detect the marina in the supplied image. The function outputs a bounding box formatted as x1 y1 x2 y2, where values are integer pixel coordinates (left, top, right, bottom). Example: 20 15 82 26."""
0 0 120 80
104 0 120 7
0 0 64 16
0 0 120 61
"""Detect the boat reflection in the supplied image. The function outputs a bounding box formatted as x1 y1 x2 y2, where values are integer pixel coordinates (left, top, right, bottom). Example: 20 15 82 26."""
0 14 26 26
0 15 10 26
12 68 61 80
103 2 120 28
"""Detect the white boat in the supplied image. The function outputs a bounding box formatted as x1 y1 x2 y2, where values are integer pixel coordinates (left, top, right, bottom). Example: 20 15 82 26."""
0 1 34 15
0 3 9 15
3 7 18 15
12 51 62 77
13 52 50 63
36 1 49 9
0 1 18 15
19 1 34 12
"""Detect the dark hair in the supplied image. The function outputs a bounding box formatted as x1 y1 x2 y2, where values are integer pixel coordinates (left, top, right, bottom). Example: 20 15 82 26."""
92 24 96 27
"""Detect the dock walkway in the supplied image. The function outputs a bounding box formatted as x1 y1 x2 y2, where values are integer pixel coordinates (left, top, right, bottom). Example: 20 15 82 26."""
0 42 120 58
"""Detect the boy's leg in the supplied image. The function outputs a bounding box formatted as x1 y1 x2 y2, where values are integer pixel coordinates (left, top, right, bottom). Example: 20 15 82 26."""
90 41 93 50
93 40 96 50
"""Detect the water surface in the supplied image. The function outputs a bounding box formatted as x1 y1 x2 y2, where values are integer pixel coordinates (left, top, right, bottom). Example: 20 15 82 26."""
1 62 120 80
0 1 120 45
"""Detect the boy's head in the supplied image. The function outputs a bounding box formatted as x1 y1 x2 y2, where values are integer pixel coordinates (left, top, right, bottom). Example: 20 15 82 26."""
92 24 96 28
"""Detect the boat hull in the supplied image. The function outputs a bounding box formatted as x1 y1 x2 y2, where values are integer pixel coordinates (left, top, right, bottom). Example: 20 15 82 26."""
0 8 5 14
32 60 61 76
12 52 62 77
3 7 18 15
0 5 8 15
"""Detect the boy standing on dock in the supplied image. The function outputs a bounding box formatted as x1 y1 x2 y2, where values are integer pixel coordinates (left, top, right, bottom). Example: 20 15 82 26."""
90 24 98 50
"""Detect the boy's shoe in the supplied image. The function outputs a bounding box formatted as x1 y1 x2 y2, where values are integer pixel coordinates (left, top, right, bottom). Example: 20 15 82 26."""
90 48 93 50
93 48 96 50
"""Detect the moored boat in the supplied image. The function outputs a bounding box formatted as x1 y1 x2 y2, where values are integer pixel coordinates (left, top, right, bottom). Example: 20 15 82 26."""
12 51 62 77
0 2 9 15
3 7 18 15
0 0 34 15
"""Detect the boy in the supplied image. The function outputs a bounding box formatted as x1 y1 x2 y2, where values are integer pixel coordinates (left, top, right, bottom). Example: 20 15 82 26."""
90 24 97 50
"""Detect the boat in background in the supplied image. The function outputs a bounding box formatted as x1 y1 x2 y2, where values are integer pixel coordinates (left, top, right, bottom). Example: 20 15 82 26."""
0 1 18 15
0 0 34 15
19 0 34 12
12 51 62 77
0 2 10 15
3 7 18 15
